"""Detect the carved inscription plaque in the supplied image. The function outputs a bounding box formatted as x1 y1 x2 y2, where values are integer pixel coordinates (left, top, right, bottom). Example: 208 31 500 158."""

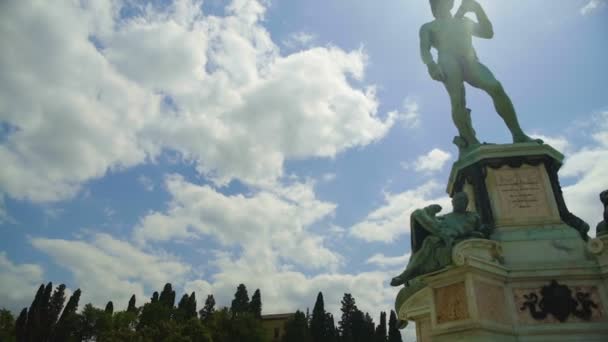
486 164 560 226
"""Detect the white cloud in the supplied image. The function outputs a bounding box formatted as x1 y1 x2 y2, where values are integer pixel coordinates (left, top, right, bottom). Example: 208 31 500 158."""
0 0 159 202
388 98 420 129
283 31 317 50
366 253 411 268
350 181 451 243
409 148 452 173
561 112 608 236
31 234 191 310
191 248 396 320
0 195 15 224
134 175 341 270
531 134 570 153
580 0 606 15
137 175 155 192
0 0 402 202
0 252 44 312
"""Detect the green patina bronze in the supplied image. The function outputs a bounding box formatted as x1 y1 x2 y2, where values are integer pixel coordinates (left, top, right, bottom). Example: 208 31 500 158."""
390 192 488 288
390 192 489 328
420 0 541 153
597 190 608 237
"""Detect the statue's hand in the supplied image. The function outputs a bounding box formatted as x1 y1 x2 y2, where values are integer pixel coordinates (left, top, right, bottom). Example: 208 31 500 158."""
427 63 445 82
459 0 481 13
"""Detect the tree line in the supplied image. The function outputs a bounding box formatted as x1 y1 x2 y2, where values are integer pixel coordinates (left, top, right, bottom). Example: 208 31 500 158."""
0 282 402 342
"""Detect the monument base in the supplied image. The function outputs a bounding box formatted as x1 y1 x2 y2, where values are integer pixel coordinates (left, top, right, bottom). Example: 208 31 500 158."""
398 237 608 342
397 143 607 341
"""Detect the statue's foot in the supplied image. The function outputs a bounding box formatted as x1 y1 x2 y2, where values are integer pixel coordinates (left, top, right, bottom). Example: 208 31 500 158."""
390 276 405 287
513 134 543 144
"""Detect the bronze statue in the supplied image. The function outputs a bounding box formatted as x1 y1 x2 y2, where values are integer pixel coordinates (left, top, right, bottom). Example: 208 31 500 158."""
420 0 541 150
597 190 608 237
390 192 488 287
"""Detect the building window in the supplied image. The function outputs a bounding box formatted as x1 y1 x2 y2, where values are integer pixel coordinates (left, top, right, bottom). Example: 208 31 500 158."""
274 327 280 339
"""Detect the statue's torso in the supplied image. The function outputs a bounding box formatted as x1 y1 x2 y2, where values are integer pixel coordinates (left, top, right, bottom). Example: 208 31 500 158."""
428 18 477 60
440 212 479 237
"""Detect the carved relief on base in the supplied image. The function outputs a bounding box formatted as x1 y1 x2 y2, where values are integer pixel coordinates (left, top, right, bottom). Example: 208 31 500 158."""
434 282 469 324
513 281 605 324
475 281 509 324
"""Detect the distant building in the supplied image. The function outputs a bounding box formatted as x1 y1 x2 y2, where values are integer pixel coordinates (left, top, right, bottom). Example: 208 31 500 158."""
261 313 295 342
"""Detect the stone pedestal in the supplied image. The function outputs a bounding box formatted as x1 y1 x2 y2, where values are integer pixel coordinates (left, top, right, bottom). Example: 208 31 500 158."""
397 143 608 341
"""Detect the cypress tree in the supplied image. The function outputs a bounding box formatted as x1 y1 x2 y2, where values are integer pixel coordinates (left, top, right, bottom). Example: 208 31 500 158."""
176 293 190 322
127 294 137 313
338 293 357 342
151 291 159 303
310 292 326 342
15 308 27 342
25 284 45 340
374 311 387 342
159 283 176 308
53 289 81 342
104 301 114 315
199 294 216 322
388 311 402 342
37 282 53 340
187 292 197 320
325 313 337 342
230 284 250 317
249 289 262 319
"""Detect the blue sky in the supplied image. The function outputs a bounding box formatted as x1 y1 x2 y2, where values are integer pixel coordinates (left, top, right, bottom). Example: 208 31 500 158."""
1 0 607 340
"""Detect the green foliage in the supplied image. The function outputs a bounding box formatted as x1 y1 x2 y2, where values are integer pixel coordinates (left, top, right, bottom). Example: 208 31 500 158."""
127 294 137 313
6 280 398 342
104 301 114 315
0 308 16 342
79 303 113 341
282 311 312 342
231 283 250 317
338 293 357 342
388 311 402 342
15 308 27 342
47 284 66 336
250 289 262 319
310 292 336 342
53 288 81 342
374 311 387 342
210 307 266 342
199 295 215 322
159 283 176 308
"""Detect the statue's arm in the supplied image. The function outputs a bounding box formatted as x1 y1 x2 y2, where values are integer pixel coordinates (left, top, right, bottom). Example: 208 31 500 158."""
470 3 494 39
419 23 434 65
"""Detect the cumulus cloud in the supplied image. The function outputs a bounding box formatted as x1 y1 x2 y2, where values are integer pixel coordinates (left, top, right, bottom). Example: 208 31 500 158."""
388 98 420 129
531 134 570 153
350 181 451 243
366 253 411 268
0 252 44 312
580 0 606 15
561 111 608 235
134 175 341 270
409 148 452 173
0 0 404 203
283 31 317 50
30 234 191 310
191 249 396 320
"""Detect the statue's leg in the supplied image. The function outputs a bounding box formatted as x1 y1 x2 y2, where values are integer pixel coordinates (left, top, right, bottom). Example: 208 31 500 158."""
390 236 442 287
465 61 541 144
440 56 480 146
